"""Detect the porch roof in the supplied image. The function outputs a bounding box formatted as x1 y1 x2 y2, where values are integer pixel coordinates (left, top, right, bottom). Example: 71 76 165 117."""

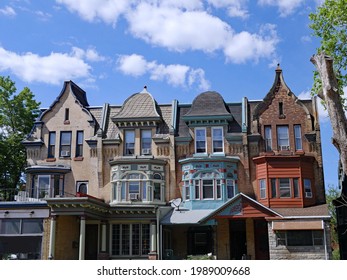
161 209 214 225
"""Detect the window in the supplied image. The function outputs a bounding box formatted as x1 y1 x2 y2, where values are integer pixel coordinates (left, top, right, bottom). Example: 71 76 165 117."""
227 179 235 199
279 178 291 198
202 179 213 199
37 175 50 198
0 219 43 235
184 181 190 200
194 180 200 199
76 131 84 157
141 130 152 155
111 224 150 257
124 130 135 155
294 125 302 150
77 182 88 194
259 179 266 199
113 172 164 203
276 230 323 246
60 131 71 157
64 108 69 121
293 178 300 198
47 132 56 158
279 102 284 116
271 178 277 198
277 125 289 150
212 127 223 153
193 171 222 200
264 126 272 151
195 128 206 153
304 179 312 198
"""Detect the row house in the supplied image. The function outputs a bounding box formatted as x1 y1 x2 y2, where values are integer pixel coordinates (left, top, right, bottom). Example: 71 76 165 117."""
0 66 331 260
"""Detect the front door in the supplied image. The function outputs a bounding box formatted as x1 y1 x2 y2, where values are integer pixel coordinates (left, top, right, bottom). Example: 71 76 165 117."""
85 224 98 260
254 219 270 260
229 220 247 260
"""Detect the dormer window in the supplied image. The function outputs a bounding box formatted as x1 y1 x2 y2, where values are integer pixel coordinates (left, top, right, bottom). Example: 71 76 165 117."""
141 130 152 155
195 128 206 154
124 130 135 156
212 127 224 153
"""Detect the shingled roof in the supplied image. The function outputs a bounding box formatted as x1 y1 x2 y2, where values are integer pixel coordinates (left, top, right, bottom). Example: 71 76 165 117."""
112 87 161 122
183 91 231 118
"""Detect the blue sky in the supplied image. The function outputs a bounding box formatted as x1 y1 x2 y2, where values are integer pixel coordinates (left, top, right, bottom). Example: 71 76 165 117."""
0 0 340 189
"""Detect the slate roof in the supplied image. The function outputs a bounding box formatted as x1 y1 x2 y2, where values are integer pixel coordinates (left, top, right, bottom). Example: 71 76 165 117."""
183 91 230 118
113 90 161 121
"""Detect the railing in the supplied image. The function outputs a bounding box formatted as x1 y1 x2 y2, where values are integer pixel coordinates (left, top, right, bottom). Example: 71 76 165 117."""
0 188 76 202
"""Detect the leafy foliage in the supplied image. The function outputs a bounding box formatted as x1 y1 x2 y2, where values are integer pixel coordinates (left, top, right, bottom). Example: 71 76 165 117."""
0 76 40 189
326 184 340 259
309 0 347 107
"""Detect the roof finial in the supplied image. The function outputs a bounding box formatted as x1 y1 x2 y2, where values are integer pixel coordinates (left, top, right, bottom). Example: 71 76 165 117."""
140 85 148 93
276 63 282 72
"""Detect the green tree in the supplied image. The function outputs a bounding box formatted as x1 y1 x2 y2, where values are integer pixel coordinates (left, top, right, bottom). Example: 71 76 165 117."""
326 185 340 259
309 0 347 176
0 76 40 189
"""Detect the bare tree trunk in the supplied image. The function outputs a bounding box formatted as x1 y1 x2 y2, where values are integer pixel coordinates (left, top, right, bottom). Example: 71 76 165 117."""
310 53 347 176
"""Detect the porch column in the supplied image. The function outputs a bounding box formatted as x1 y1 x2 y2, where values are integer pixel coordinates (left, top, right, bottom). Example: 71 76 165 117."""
148 221 158 260
48 216 56 260
79 216 86 260
98 221 110 260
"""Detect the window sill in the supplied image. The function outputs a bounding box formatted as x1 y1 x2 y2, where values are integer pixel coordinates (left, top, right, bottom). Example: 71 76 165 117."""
64 120 70 125
74 157 84 161
46 158 56 162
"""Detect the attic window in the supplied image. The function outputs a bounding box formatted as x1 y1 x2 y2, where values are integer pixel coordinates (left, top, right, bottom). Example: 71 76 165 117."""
64 108 70 124
279 102 285 119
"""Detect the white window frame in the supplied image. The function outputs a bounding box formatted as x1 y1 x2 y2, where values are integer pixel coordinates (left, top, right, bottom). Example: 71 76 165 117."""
36 175 51 199
279 178 291 198
212 127 224 153
195 128 207 154
259 179 266 199
124 130 135 156
294 124 302 151
277 125 289 150
141 129 152 155
264 126 272 151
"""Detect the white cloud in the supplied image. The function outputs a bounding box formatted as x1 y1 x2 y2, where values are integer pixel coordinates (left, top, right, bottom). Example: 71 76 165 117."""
207 0 249 19
0 6 16 16
56 0 280 64
117 54 210 90
126 3 231 52
0 47 92 85
35 10 52 21
258 0 304 17
56 0 130 24
224 24 279 63
71 47 106 62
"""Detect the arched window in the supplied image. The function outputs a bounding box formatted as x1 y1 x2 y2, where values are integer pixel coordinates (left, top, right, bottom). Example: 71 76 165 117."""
191 171 222 201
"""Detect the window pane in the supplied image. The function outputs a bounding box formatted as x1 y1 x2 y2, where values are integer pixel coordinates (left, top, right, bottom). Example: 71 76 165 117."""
287 231 313 246
259 179 266 199
22 219 43 234
132 224 140 255
277 126 289 147
0 219 20 234
194 181 200 199
61 132 71 145
154 183 161 200
265 126 272 151
293 178 299 198
294 125 302 150
202 179 213 199
304 179 312 198
122 225 130 255
195 128 206 153
271 178 277 198
141 224 150 255
279 178 291 198
112 224 120 255
125 131 135 155
38 175 50 198
227 179 235 199
141 130 152 154
212 128 223 153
